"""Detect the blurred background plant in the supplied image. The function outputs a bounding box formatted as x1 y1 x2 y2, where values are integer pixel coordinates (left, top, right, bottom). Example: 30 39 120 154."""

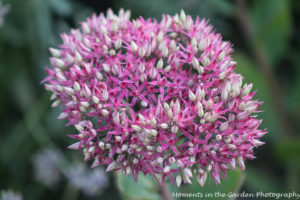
0 190 23 200
0 2 9 27
0 0 299 199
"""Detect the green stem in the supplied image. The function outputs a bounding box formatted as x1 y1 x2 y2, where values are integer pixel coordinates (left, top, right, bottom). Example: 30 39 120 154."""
160 183 172 200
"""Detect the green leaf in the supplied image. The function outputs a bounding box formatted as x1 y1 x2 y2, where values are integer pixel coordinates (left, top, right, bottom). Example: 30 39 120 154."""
250 0 291 65
233 52 283 142
182 169 244 200
115 172 163 200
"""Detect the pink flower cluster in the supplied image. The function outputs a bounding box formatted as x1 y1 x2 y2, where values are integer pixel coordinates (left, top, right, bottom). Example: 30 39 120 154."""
43 9 267 187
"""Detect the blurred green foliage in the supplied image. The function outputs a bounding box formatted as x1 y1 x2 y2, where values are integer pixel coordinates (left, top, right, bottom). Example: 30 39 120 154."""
116 169 243 200
0 0 299 199
250 0 291 65
116 172 163 200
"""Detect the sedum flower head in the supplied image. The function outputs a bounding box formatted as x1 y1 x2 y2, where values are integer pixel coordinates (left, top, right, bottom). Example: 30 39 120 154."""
43 9 267 187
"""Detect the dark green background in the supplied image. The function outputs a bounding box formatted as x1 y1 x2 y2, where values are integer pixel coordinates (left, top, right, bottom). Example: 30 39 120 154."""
0 0 299 199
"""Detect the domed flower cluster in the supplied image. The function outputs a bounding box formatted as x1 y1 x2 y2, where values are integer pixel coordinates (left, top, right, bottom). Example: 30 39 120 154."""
43 9 267 187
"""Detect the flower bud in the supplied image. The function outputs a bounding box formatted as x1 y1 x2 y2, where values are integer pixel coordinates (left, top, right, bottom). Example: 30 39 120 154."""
219 121 229 132
73 81 81 92
160 123 168 129
157 58 163 69
130 41 138 52
114 38 122 49
188 90 196 101
176 175 182 187
101 109 109 116
157 31 163 42
131 125 142 132
92 96 100 104
75 51 82 63
50 48 62 57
